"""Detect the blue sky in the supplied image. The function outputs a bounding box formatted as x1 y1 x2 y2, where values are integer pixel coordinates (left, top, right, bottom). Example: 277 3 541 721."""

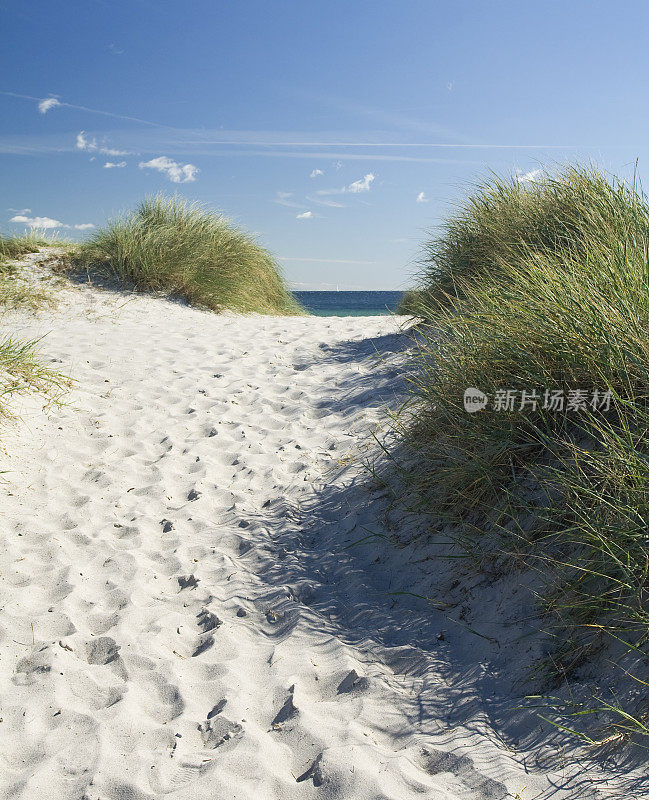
2 0 649 289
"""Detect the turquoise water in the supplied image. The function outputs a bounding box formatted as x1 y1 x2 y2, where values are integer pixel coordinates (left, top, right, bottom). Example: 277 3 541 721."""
293 290 404 316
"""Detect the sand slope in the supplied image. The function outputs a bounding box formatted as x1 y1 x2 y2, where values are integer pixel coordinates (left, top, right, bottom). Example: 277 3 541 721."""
0 259 643 799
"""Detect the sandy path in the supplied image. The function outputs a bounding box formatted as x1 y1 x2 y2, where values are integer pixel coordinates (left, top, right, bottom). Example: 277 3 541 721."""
0 271 640 799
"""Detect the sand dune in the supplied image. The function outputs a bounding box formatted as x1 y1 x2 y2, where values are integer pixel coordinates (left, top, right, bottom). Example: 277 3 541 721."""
0 259 643 799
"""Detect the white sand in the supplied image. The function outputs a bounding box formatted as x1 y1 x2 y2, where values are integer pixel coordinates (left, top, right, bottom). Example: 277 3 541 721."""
0 255 644 799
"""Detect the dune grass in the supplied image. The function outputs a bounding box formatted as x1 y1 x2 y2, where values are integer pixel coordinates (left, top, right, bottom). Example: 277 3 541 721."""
0 233 55 310
0 235 66 426
398 164 649 742
409 165 648 312
0 232 46 263
74 195 303 314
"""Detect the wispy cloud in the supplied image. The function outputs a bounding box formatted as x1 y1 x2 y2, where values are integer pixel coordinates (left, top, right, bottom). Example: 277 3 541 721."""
8 207 31 214
306 195 344 208
274 191 303 208
38 97 61 114
10 214 94 230
416 191 428 203
104 161 127 168
296 211 313 220
310 168 324 178
139 156 198 183
1 90 174 129
317 172 375 196
76 131 130 156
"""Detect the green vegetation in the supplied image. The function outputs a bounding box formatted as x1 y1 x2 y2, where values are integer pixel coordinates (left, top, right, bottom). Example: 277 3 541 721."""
395 289 423 315
75 195 303 314
399 164 649 742
0 233 54 310
0 232 46 263
0 335 66 419
409 165 648 310
0 235 66 422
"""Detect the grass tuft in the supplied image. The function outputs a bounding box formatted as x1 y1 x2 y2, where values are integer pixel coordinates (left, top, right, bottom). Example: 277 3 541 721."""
0 232 47 263
0 234 55 310
74 195 303 314
398 164 649 743
409 164 648 312
0 235 67 427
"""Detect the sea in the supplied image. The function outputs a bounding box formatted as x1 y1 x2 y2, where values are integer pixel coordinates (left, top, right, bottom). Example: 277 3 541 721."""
293 290 404 316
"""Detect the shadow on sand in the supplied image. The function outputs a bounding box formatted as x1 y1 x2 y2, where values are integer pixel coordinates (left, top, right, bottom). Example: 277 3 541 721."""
249 328 646 800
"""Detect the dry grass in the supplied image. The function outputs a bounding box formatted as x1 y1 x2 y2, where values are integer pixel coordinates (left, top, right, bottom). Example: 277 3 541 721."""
74 195 303 314
0 235 67 424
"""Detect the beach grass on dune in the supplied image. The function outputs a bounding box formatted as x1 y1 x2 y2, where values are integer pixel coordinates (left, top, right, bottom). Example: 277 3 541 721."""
0 232 47 263
0 235 67 426
0 326 66 429
0 233 54 310
74 195 303 315
408 164 648 312
399 164 649 740
395 289 423 315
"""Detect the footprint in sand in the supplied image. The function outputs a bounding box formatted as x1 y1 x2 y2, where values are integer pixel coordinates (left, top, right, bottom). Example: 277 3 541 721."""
138 673 185 724
336 669 369 694
271 686 298 727
177 574 199 590
296 753 324 787
421 748 509 800
13 645 52 685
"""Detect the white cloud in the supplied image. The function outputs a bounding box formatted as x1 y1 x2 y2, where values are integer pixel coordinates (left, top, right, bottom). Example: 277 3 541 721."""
306 195 344 208
518 168 542 183
104 161 127 168
275 191 303 209
296 211 313 220
10 214 94 230
347 173 374 193
139 156 198 183
76 131 129 156
317 172 375 197
310 168 324 178
8 207 31 214
416 191 428 203
76 131 94 151
38 97 60 114
276 191 294 205
11 214 64 229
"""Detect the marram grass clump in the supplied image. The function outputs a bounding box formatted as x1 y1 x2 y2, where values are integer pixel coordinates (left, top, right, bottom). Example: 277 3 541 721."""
409 164 649 312
0 235 66 425
75 196 303 314
398 164 649 742
0 233 53 309
0 232 46 263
